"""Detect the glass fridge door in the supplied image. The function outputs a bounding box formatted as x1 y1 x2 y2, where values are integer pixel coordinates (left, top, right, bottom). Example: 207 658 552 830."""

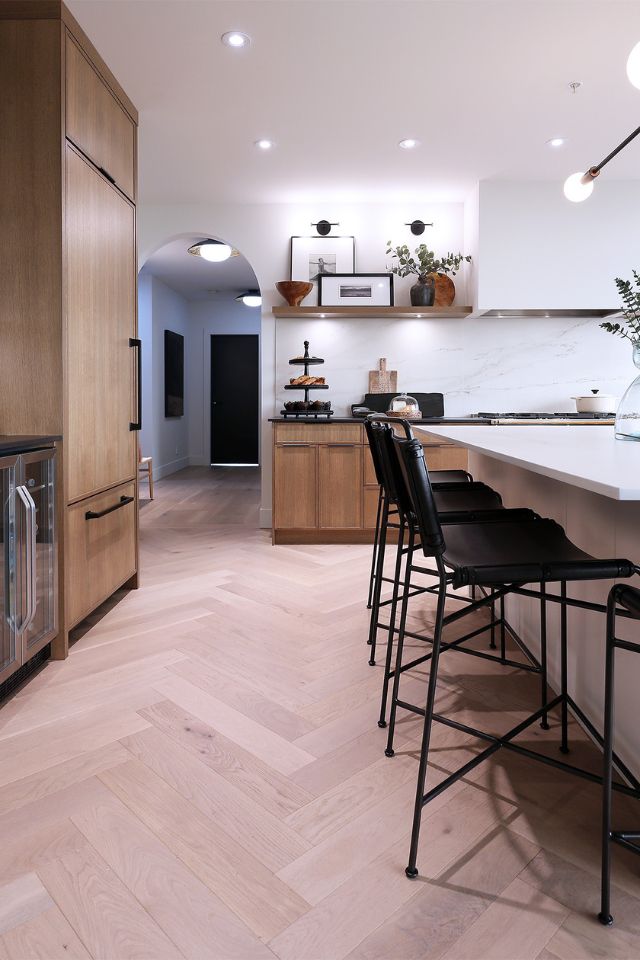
0 456 18 683
18 450 57 657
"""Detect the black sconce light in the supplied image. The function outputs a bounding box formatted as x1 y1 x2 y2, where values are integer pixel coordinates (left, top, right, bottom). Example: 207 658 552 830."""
405 219 434 236
312 220 339 236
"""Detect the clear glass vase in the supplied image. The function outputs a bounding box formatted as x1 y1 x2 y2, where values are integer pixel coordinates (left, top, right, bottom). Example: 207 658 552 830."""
615 342 640 441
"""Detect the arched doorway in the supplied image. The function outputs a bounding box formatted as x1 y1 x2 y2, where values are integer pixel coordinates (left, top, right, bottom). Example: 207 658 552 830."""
137 234 262 523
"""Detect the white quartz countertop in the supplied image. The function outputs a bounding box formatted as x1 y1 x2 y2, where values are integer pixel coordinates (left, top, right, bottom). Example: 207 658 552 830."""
416 425 640 501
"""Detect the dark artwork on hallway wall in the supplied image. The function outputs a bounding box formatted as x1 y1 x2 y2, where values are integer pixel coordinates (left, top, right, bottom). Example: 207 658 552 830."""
164 329 184 418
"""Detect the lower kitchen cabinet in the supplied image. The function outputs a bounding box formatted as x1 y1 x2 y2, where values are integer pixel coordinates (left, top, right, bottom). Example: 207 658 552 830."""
272 421 468 544
273 444 318 529
319 444 362 528
66 480 137 628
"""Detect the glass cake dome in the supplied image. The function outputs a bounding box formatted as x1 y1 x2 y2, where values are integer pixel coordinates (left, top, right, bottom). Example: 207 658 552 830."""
387 393 422 419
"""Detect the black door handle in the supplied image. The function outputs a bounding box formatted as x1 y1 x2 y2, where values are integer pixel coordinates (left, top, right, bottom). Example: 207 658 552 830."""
85 495 134 520
129 338 142 431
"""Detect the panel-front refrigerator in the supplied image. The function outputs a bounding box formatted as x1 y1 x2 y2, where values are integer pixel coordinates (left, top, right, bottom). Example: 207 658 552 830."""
0 448 57 686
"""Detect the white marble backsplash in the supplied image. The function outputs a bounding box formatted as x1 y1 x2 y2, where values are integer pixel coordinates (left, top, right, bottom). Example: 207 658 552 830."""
275 315 633 417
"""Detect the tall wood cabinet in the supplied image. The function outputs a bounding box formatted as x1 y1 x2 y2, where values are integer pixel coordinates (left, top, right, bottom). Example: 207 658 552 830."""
0 2 139 657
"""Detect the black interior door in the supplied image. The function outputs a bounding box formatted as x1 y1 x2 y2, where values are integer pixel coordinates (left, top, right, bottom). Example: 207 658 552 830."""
210 334 259 465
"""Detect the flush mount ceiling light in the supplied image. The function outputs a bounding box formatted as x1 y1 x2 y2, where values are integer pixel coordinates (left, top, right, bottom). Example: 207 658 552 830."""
254 139 274 151
235 289 262 307
398 138 420 150
627 41 640 88
546 137 566 148
188 240 238 262
221 31 250 48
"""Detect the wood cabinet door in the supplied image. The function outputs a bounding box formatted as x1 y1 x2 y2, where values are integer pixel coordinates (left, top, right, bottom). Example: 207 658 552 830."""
318 445 363 529
65 33 136 201
65 145 136 503
273 445 318 529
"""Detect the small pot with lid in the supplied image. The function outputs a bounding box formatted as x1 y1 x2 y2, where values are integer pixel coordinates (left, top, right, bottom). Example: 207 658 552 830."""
571 389 619 414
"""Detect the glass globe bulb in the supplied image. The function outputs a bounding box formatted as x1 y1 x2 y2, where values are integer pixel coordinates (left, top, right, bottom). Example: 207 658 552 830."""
563 171 594 203
627 41 640 89
198 242 232 262
242 295 262 307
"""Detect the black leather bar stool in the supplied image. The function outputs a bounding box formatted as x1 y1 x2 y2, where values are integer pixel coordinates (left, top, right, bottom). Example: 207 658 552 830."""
364 415 472 611
385 433 639 881
371 418 539 727
600 584 640 926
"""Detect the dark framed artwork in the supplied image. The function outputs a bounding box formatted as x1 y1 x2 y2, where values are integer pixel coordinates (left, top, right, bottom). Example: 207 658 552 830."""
164 329 184 418
290 235 355 305
318 273 394 307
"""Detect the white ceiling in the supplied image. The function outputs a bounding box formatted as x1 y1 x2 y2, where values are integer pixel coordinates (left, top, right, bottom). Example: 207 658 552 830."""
142 236 259 299
68 0 640 205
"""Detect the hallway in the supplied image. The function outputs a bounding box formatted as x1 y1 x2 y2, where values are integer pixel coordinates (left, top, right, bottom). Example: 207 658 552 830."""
0 468 638 959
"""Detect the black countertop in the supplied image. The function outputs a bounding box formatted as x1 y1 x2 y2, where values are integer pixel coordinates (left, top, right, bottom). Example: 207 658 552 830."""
0 435 61 455
270 417 492 425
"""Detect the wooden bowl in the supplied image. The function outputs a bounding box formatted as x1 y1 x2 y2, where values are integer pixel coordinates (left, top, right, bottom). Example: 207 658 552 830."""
276 280 314 306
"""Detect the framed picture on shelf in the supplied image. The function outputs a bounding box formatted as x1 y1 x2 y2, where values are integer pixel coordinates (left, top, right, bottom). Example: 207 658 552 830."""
290 235 355 305
318 273 394 307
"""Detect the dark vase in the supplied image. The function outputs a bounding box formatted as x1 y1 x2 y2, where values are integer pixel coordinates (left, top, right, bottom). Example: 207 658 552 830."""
410 274 435 307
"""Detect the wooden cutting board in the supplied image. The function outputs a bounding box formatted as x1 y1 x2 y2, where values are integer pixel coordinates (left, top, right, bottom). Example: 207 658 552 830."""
369 358 397 394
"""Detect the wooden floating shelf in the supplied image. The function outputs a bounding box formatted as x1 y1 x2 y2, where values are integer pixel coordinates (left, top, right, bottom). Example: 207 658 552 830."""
272 306 473 320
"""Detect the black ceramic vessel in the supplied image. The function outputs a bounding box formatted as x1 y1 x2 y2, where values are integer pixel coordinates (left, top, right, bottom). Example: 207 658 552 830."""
410 275 435 307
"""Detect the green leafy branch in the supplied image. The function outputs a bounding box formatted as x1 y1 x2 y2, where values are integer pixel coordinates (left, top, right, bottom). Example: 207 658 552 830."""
385 243 472 280
601 272 640 343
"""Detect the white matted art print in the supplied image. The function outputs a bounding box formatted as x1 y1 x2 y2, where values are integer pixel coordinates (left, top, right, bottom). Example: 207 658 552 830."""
289 236 355 304
318 273 394 307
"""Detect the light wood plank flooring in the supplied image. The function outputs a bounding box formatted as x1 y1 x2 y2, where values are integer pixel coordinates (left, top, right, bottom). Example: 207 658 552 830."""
0 465 639 959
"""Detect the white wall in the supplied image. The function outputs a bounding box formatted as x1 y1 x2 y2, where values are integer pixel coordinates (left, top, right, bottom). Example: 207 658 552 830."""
137 187 639 524
139 274 190 479
477 181 640 311
186 297 261 466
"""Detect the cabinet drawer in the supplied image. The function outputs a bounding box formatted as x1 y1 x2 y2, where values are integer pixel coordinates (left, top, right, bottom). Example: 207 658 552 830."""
423 445 468 472
65 33 136 201
66 481 136 627
274 423 362 444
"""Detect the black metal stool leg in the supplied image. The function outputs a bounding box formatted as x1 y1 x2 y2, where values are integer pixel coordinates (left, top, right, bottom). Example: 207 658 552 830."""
378 518 406 729
385 529 415 757
368 498 389 665
406 572 447 878
539 583 550 729
367 487 383 610
489 594 497 650
499 595 506 661
560 581 569 754
599 591 617 926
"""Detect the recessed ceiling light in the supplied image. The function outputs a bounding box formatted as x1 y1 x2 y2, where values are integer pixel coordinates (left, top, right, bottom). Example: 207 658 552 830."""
254 139 275 151
221 31 250 48
547 137 567 148
398 138 420 150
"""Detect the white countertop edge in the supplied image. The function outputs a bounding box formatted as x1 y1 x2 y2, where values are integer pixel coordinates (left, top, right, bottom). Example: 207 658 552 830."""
416 425 640 501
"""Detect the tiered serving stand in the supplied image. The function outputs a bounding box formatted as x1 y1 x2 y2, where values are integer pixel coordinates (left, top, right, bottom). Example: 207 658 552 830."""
281 341 333 418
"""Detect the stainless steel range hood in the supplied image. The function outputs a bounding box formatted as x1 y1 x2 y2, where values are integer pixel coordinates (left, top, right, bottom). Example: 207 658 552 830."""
476 308 621 319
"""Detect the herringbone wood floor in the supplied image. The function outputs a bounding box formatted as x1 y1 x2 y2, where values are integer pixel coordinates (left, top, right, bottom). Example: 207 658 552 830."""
0 466 639 959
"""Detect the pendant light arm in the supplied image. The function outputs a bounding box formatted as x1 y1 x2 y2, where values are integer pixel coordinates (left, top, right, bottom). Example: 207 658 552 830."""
590 123 640 177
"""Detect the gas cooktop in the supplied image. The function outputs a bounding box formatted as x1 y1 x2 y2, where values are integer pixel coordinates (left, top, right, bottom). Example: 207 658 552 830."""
476 412 615 420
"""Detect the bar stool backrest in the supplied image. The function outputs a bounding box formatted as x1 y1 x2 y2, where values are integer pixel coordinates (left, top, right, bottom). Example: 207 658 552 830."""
392 434 446 557
368 420 414 518
363 417 386 487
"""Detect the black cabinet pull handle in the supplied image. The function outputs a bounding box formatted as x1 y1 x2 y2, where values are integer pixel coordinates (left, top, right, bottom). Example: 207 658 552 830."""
98 165 116 185
129 337 142 431
85 495 134 520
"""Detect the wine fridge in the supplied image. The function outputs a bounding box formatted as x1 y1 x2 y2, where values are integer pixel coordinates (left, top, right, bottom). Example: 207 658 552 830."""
0 447 57 687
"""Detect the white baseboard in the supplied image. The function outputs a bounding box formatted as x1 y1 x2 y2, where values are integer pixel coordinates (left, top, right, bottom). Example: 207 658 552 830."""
188 455 209 467
259 507 272 529
155 457 190 480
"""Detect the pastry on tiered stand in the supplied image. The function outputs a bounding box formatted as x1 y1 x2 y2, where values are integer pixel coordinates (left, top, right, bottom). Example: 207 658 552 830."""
281 341 333 418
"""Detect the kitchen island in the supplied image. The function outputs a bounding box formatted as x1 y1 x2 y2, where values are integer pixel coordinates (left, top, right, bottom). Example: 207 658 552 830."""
416 423 640 775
